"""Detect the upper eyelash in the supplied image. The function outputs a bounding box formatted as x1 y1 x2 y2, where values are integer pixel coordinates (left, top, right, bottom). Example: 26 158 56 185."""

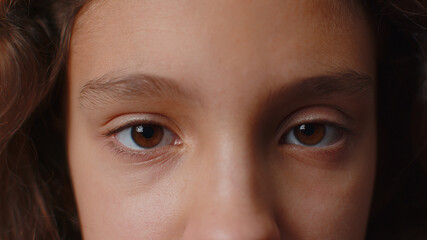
104 120 162 137
274 104 358 137
283 121 350 137
278 121 354 148
103 126 183 165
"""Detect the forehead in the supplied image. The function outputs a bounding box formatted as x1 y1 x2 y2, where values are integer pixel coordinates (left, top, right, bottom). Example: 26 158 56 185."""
69 0 374 89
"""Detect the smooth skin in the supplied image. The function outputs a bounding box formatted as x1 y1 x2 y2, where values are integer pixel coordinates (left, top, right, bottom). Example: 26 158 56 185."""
67 0 377 239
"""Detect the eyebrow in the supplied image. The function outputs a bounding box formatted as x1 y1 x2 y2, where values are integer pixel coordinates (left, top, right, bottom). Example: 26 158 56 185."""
79 73 200 110
267 70 374 104
298 71 374 96
79 70 374 110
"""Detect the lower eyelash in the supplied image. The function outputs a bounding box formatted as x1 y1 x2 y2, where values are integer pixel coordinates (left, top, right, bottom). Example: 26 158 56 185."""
105 141 151 160
104 137 183 165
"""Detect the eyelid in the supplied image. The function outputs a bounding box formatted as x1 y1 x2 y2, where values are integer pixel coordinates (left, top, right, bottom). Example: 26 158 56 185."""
100 113 183 138
276 105 357 142
114 125 177 150
104 139 182 165
99 113 184 164
281 123 346 147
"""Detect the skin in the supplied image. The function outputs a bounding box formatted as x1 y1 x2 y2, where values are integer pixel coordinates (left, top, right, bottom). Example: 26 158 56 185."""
67 0 377 239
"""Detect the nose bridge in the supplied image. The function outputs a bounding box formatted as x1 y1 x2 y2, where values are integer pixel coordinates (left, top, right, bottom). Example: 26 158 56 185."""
197 113 262 202
182 119 280 240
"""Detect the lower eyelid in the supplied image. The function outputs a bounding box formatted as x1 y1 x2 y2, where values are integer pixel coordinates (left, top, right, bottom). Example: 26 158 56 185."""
95 114 188 166
105 139 183 165
280 132 353 168
282 144 348 168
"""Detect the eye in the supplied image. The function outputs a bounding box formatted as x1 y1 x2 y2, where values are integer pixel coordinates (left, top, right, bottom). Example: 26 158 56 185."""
115 124 176 150
280 123 343 147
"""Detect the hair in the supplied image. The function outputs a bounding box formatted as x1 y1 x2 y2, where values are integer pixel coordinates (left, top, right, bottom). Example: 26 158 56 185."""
0 0 426 239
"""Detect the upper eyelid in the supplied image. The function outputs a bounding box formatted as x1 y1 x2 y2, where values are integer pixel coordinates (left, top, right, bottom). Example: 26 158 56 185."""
100 113 184 138
105 120 162 137
281 122 351 145
276 105 355 133
280 122 347 144
101 107 355 143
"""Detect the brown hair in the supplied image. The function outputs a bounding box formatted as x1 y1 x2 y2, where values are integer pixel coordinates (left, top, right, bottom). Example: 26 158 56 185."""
0 0 82 239
0 0 426 239
0 0 57 238
366 1 427 238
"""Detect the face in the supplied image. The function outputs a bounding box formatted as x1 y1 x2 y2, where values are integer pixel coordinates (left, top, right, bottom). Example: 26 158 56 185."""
67 0 377 239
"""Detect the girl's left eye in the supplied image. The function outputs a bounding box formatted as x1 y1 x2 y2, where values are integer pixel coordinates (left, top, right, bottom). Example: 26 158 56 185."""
280 123 344 147
115 124 176 150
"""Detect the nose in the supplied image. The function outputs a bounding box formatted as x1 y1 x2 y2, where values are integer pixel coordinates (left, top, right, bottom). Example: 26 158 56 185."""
182 138 281 240
182 202 280 240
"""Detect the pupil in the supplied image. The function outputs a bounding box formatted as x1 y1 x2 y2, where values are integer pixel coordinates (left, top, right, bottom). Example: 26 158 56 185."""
299 124 315 136
135 125 155 138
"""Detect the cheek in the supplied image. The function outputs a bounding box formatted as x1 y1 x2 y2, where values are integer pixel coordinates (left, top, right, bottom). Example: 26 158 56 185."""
64 129 193 240
272 131 376 239
68 127 376 240
68 151 183 239
67 95 377 240
68 116 187 239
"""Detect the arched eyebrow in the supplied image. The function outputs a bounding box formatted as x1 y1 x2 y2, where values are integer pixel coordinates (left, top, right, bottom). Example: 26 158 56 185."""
78 70 374 111
263 71 374 114
284 70 374 100
79 72 202 110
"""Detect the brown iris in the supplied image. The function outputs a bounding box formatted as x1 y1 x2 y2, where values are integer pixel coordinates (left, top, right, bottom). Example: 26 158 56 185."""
131 124 164 148
294 123 325 146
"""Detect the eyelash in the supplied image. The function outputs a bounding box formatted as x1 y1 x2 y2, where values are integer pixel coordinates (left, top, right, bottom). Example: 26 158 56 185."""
104 120 182 162
279 122 348 148
103 115 353 163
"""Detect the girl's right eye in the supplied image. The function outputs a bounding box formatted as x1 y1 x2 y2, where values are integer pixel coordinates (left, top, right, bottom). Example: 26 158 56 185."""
115 124 176 150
